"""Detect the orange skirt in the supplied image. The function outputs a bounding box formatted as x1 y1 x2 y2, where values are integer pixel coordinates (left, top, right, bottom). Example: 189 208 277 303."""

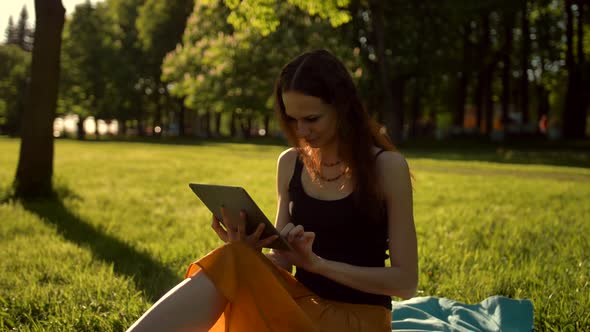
185 242 391 332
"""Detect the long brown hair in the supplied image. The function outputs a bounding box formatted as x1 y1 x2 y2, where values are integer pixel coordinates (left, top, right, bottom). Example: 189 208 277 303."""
274 49 397 223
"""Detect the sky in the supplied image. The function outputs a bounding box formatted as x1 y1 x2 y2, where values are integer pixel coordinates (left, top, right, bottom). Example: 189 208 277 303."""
1 0 102 42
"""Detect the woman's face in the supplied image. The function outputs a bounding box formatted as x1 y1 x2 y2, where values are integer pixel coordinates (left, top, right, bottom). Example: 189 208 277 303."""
282 91 339 149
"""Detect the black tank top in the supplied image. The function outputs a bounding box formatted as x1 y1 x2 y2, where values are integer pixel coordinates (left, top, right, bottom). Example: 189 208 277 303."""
288 153 392 310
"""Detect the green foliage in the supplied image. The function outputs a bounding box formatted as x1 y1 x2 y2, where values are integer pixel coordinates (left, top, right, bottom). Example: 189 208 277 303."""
10 0 583 141
45 0 589 138
160 0 357 125
60 2 115 120
529 0 567 108
136 0 193 57
135 0 194 128
0 45 31 135
0 138 589 330
288 0 351 26
219 0 351 36
0 8 33 135
102 0 150 126
59 0 187 133
162 0 361 131
225 0 280 37
161 0 232 111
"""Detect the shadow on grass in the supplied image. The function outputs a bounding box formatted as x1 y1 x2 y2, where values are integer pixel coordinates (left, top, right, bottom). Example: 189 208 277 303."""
57 134 289 148
73 135 589 168
399 137 590 169
19 189 180 303
4 134 589 168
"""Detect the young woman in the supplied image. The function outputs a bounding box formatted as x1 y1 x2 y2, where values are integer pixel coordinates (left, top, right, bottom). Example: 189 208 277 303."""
127 49 417 332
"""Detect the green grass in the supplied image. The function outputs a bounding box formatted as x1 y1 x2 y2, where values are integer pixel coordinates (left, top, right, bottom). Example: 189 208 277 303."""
1 137 589 331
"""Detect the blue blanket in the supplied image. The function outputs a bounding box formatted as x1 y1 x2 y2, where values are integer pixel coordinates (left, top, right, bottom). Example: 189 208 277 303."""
391 296 534 331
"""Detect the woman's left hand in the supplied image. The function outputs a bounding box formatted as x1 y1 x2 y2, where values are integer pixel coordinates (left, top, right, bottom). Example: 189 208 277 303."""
276 223 322 272
211 206 279 251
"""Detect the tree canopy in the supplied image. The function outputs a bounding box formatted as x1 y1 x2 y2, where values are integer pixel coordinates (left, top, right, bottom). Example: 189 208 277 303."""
2 0 588 141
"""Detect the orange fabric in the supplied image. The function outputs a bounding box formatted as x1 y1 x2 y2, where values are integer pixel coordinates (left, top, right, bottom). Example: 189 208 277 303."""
185 242 391 332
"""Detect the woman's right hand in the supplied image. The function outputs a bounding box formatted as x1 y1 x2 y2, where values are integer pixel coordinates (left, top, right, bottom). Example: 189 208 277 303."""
210 206 279 251
276 223 321 272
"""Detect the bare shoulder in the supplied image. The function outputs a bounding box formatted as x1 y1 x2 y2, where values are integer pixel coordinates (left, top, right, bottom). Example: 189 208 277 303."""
277 148 298 191
375 150 409 175
278 147 298 163
277 148 298 171
375 150 411 198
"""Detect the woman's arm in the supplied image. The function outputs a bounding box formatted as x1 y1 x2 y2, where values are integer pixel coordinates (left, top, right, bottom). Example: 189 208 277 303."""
288 152 418 299
265 148 298 273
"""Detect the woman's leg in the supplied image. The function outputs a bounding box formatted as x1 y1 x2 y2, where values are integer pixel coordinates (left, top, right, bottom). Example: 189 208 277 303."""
126 271 227 332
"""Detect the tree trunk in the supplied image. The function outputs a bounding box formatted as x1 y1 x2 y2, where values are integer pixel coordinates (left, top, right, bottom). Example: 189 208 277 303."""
410 84 421 138
77 116 86 140
178 98 185 137
484 66 495 135
501 12 514 130
575 1 588 137
230 111 237 138
476 11 497 136
391 77 406 139
153 93 161 137
455 72 468 129
562 0 575 137
14 0 65 198
536 53 550 133
119 117 127 136
203 111 211 138
474 75 483 132
453 24 471 129
263 114 270 137
137 111 145 137
105 120 113 137
580 2 589 136
475 13 490 132
240 115 252 139
94 117 100 140
369 0 401 143
537 84 550 120
562 0 585 138
214 112 222 137
577 1 584 66
520 0 531 126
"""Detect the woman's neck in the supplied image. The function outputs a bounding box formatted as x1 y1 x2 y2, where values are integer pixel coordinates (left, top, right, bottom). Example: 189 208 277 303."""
318 142 340 164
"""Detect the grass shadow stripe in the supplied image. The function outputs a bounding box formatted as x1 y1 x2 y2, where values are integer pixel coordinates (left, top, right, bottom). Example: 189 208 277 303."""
22 197 180 303
412 165 590 182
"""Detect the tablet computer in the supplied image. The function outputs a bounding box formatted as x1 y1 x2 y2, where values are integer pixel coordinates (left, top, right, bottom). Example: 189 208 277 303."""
189 183 291 251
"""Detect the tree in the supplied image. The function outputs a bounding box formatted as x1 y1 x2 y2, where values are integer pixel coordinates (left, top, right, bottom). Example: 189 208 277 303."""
528 0 565 134
60 1 112 139
162 0 358 138
472 10 499 135
15 6 34 51
0 45 31 136
368 0 399 142
519 0 531 127
106 0 149 136
451 22 473 131
136 0 194 136
562 0 587 138
162 0 241 137
500 5 517 130
4 16 18 45
14 0 65 198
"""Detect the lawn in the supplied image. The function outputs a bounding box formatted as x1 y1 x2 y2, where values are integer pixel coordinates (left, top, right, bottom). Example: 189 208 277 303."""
0 137 589 331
